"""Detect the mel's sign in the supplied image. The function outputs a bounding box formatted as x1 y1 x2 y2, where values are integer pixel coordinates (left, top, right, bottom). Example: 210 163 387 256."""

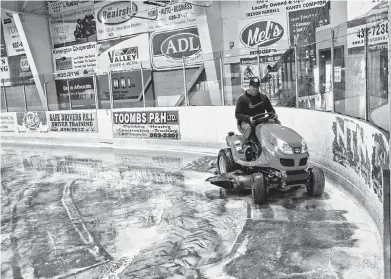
238 12 289 55
150 26 202 70
240 20 284 48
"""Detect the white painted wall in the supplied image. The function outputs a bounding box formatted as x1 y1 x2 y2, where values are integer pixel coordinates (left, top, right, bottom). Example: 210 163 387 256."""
1 106 389 235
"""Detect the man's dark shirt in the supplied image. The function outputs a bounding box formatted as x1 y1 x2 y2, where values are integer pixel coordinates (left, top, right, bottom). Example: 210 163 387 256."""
235 91 275 125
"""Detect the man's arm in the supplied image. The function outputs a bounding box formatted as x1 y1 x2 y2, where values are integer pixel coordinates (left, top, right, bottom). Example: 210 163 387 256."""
235 97 250 123
264 95 276 113
264 95 277 120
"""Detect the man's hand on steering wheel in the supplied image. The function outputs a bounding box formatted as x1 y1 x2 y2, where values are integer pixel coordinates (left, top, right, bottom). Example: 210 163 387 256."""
267 118 275 123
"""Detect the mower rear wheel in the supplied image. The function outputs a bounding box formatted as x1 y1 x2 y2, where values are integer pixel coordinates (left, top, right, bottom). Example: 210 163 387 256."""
306 167 325 196
217 148 239 174
252 173 267 205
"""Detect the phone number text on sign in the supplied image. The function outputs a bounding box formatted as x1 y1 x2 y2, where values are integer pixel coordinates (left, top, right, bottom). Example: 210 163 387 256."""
113 111 180 139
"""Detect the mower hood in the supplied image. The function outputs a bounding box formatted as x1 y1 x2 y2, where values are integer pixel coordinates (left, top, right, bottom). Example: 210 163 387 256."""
257 124 304 147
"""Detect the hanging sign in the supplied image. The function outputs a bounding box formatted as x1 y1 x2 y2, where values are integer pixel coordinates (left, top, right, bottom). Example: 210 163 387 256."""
238 12 290 57
150 26 202 70
52 42 97 74
95 1 149 41
1 25 7 57
1 9 25 56
147 2 196 31
48 0 94 15
347 0 387 49
97 33 151 72
50 6 96 48
240 0 329 18
113 110 181 139
7 54 34 86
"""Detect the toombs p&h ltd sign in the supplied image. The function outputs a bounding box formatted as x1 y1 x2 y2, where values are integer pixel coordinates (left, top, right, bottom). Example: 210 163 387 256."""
150 26 202 70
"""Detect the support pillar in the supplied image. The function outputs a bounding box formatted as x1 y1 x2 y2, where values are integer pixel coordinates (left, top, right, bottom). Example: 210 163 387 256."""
194 2 223 106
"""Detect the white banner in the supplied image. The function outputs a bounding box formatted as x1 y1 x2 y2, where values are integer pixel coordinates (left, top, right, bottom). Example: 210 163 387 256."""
0 113 16 133
95 1 149 41
150 26 202 70
48 111 98 133
147 2 197 31
50 6 96 48
1 9 25 56
0 57 10 86
48 0 94 15
52 42 96 74
97 33 151 72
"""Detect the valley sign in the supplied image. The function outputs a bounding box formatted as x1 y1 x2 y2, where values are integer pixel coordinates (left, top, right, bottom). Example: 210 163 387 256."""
150 26 202 70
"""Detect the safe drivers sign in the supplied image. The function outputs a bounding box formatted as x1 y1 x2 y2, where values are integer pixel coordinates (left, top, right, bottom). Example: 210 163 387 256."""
150 26 202 70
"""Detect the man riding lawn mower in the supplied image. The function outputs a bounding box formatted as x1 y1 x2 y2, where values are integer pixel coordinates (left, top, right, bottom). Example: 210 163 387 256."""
206 78 325 205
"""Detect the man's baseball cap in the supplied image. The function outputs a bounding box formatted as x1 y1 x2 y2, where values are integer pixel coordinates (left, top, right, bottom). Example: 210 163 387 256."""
249 78 260 87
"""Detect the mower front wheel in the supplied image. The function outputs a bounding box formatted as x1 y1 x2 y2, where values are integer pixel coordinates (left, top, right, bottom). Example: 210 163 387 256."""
252 173 268 205
306 167 325 196
219 188 227 199
217 148 240 174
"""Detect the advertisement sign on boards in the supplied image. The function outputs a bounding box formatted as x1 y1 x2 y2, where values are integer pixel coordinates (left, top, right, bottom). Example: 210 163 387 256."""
0 113 16 133
55 76 96 110
50 6 96 48
147 2 196 31
1 9 25 56
52 42 97 74
150 26 202 70
113 110 180 139
94 1 149 41
48 111 98 132
48 0 94 15
97 33 151 72
16 112 49 133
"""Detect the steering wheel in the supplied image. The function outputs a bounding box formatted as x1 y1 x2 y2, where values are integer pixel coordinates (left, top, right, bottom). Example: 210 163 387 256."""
251 112 277 125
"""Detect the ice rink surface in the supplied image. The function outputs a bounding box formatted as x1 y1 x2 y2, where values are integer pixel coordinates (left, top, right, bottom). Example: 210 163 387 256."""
0 143 383 279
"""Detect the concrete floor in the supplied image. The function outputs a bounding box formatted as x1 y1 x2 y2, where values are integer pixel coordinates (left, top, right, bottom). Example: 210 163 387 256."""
0 144 383 279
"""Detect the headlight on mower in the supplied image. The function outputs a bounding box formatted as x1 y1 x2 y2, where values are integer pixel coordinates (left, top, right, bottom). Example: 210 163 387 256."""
276 138 293 154
301 139 308 153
